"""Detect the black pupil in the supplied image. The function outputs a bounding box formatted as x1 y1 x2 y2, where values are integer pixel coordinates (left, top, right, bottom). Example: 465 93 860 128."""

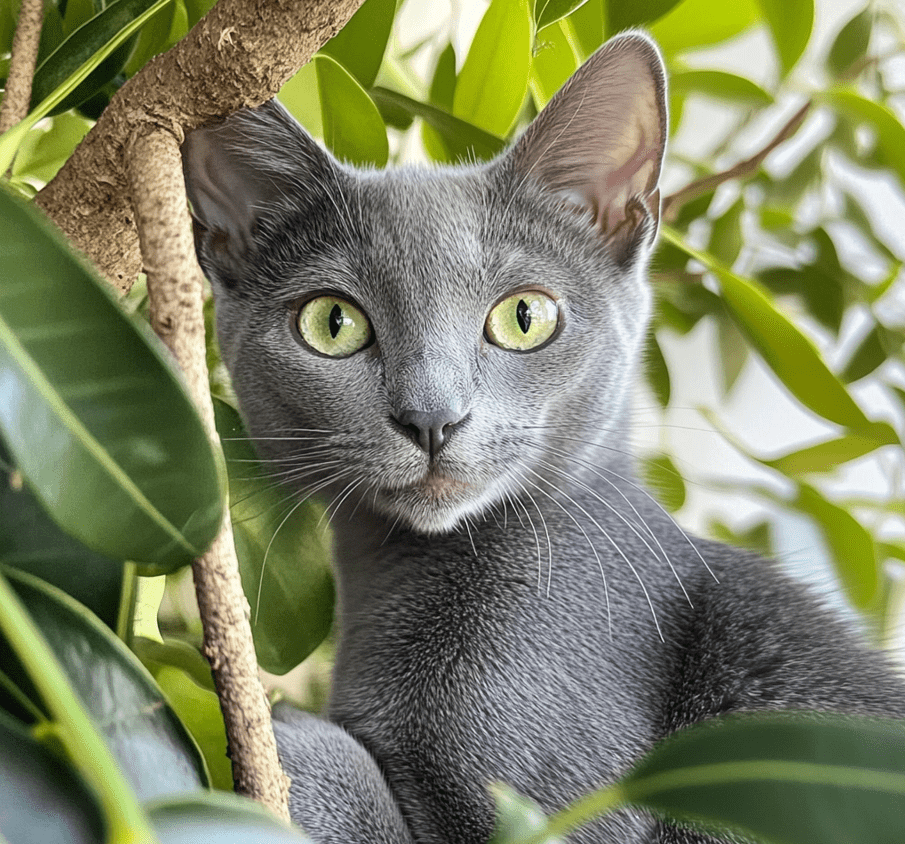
516 299 531 334
328 303 344 339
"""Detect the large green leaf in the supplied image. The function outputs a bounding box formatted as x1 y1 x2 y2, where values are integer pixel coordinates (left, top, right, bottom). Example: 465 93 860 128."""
0 439 124 630
640 453 686 512
10 112 93 185
315 54 388 167
319 0 394 89
0 188 223 572
763 423 899 477
214 401 334 676
530 19 579 108
567 0 604 58
0 711 105 844
279 61 323 138
533 0 589 31
661 227 872 431
605 0 683 33
371 87 505 163
669 70 773 107
453 0 532 137
650 0 759 55
421 43 458 161
756 0 813 76
1 568 209 799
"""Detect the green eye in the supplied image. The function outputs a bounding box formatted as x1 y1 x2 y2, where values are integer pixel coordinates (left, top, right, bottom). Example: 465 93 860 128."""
485 290 559 351
296 295 372 357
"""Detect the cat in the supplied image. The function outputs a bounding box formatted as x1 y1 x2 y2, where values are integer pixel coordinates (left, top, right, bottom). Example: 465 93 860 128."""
182 31 905 844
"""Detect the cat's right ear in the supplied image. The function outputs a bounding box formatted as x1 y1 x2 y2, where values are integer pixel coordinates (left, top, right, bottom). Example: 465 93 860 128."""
181 99 335 260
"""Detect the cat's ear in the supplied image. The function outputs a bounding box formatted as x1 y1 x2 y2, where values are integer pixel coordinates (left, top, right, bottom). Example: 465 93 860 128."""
508 31 667 262
181 99 335 258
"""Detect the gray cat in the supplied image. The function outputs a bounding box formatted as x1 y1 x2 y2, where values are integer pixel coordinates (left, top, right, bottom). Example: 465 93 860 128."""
182 32 904 844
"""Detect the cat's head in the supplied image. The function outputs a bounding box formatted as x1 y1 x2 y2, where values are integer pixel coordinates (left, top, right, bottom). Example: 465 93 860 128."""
182 32 667 535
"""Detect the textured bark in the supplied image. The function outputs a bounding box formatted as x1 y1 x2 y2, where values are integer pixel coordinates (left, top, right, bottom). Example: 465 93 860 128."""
36 0 365 291
0 0 44 134
126 129 291 819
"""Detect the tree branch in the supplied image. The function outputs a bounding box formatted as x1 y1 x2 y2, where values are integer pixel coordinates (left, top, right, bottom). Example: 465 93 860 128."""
36 0 365 291
662 101 812 224
125 127 291 819
0 0 44 134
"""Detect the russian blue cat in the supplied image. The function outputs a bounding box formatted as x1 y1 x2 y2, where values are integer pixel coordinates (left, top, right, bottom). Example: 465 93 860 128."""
182 32 904 844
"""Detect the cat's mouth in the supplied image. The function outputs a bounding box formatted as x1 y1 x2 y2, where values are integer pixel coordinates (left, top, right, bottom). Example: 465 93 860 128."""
411 468 470 501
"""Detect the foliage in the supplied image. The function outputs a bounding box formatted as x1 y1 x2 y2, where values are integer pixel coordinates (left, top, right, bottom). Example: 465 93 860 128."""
0 0 904 841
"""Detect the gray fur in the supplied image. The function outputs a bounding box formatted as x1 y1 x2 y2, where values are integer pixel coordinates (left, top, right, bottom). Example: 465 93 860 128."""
182 32 904 844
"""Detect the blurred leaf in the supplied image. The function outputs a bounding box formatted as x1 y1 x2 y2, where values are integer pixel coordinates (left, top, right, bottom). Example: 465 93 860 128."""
11 112 92 184
708 196 744 267
716 313 747 394
645 332 671 407
315 54 388 167
709 519 771 556
795 483 879 611
827 7 872 79
530 20 579 108
371 87 505 163
764 422 898 476
0 440 123 630
134 638 231 791
2 568 209 798
214 401 334 676
759 144 823 208
124 0 186 76
756 0 812 76
841 322 896 383
0 188 224 571
453 0 532 137
671 190 714 229
490 783 563 844
320 0 394 89
650 0 758 56
568 0 603 58
279 61 323 138
641 453 686 512
670 70 772 107
618 713 905 844
421 43 457 161
0 0 17 53
605 0 683 33
533 0 589 31
663 228 871 430
0 711 105 844
148 792 313 843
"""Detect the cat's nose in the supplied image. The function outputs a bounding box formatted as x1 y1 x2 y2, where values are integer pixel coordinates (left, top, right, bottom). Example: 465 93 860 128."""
394 407 467 458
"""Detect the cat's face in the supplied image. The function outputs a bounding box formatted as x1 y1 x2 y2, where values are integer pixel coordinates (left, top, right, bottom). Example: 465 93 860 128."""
183 33 667 534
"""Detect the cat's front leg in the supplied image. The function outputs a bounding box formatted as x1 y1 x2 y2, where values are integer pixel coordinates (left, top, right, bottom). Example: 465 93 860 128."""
272 703 415 844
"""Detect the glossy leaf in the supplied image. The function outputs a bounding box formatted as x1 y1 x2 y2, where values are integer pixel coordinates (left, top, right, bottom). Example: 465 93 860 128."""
568 0 603 58
662 227 871 431
0 187 223 572
371 87 505 163
533 0 589 31
2 568 209 798
641 453 686 512
530 20 579 108
453 0 532 137
214 401 334 675
279 61 323 138
0 440 123 630
315 54 388 167
650 0 759 56
827 7 872 78
421 43 457 161
756 0 813 76
0 711 105 844
605 0 683 32
669 70 773 107
320 0 394 88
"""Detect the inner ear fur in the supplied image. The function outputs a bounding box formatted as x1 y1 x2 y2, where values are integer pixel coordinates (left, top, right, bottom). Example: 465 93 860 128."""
509 31 668 263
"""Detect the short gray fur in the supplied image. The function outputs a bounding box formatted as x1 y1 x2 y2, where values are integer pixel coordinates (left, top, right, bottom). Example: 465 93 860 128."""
182 32 905 844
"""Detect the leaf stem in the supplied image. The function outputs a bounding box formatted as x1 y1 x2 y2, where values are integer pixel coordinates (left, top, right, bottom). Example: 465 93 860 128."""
517 784 627 844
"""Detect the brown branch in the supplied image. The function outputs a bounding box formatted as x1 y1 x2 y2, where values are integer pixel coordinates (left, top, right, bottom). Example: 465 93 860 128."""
662 101 812 224
0 0 44 134
125 127 291 819
36 0 366 292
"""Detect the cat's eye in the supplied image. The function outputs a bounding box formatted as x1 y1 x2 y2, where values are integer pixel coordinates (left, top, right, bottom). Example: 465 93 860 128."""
485 290 559 352
296 295 373 357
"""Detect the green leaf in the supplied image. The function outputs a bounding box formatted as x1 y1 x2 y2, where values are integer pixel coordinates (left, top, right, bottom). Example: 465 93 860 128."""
827 7 872 79
148 792 313 843
214 401 334 675
841 323 896 383
0 439 124 630
650 0 759 56
640 453 686 512
567 0 604 58
764 422 899 476
645 332 670 407
279 61 323 138
709 519 772 556
453 0 532 137
10 112 92 184
0 710 104 844
716 313 747 394
371 87 505 163
2 567 210 797
662 227 871 431
826 90 905 189
530 19 579 108
31 0 168 115
794 483 880 611
319 0 395 89
0 188 224 571
619 713 905 844
669 70 773 107
124 0 188 77
490 783 563 844
315 54 388 167
533 0 589 31
421 43 457 160
756 0 813 76
605 0 683 33
708 196 744 267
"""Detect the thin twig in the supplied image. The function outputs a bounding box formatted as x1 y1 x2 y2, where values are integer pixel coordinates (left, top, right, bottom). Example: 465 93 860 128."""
125 127 290 821
662 101 812 223
0 0 43 134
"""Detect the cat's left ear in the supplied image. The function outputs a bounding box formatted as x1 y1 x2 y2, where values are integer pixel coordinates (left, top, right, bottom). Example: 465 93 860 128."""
508 31 667 263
